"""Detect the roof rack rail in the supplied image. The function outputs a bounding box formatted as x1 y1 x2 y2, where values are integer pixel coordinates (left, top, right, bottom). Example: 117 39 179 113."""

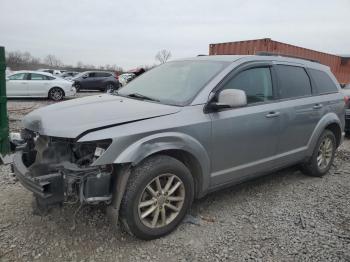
256 52 320 63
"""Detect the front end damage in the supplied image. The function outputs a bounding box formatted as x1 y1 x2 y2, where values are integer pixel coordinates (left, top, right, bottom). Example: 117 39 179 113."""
13 129 114 209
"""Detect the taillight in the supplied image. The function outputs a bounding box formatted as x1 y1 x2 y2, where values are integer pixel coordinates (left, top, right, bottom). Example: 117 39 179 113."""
344 95 349 107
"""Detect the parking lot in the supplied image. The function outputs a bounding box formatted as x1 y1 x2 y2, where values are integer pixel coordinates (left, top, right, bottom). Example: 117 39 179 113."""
0 93 349 261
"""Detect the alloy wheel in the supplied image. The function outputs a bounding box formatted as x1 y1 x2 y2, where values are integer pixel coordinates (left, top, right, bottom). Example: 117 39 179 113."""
317 136 333 170
50 88 63 101
138 174 185 228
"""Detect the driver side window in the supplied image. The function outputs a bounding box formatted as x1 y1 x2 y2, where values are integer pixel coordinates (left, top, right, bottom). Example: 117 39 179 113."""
9 73 26 80
222 67 273 104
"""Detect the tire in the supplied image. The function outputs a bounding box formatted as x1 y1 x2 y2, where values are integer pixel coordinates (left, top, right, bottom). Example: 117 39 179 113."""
48 87 64 101
301 129 336 177
345 131 350 138
105 82 115 93
120 155 194 240
75 83 81 92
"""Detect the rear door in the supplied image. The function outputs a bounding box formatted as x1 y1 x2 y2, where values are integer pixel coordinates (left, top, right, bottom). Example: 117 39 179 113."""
94 72 107 88
273 64 323 159
27 73 52 96
6 73 28 96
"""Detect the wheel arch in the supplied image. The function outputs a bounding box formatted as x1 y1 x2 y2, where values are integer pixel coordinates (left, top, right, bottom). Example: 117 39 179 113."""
114 132 210 198
48 86 65 98
307 112 343 156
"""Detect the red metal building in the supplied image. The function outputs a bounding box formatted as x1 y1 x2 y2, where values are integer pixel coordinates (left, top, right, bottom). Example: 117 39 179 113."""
209 38 350 85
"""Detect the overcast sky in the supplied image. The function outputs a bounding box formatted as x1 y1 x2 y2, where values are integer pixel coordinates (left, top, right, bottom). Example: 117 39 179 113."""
0 0 349 69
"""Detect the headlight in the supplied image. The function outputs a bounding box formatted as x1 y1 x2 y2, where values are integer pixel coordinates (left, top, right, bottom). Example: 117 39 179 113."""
73 139 112 166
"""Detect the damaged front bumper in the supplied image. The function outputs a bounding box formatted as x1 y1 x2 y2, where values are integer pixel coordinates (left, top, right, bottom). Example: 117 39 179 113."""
13 151 64 205
12 132 114 208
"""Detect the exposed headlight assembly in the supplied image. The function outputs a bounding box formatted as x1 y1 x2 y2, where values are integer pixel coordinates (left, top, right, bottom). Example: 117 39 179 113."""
73 139 112 166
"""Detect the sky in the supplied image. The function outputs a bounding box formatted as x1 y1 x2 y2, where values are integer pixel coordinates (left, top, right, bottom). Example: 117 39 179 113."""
0 0 349 70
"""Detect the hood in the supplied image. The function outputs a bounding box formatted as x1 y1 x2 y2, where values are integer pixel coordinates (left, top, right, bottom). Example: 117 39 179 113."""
23 94 181 138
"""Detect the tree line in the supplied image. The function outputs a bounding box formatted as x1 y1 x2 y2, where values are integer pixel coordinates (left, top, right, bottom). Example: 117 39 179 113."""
5 49 172 73
5 50 124 73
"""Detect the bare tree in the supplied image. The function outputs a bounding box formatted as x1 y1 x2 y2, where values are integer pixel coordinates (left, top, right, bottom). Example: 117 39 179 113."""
155 49 172 64
44 54 63 68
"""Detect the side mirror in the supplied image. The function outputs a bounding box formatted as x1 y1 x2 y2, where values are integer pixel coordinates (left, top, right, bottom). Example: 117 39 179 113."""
82 75 88 79
208 89 247 111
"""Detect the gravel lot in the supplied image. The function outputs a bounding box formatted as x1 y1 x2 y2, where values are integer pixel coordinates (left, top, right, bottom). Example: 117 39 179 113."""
1 93 349 261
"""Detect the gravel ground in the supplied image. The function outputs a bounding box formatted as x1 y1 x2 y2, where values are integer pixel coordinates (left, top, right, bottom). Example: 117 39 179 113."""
1 93 349 261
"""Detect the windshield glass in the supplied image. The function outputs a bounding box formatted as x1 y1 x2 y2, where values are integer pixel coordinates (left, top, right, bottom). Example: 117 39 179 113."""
117 60 229 106
72 72 86 79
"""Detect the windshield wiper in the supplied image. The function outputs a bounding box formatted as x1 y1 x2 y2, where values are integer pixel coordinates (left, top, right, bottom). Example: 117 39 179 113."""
126 93 160 102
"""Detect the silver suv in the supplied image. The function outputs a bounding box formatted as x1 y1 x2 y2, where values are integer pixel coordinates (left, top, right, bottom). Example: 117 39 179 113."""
13 55 345 239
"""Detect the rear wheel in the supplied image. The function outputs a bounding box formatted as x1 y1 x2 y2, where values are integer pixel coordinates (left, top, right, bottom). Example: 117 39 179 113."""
105 82 115 92
120 155 194 240
48 87 64 101
301 130 336 177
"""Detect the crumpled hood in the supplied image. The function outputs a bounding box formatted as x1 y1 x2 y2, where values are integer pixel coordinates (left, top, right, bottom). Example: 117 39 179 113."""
22 94 181 138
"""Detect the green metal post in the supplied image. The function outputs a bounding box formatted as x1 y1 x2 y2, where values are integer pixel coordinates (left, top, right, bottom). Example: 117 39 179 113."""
0 46 9 155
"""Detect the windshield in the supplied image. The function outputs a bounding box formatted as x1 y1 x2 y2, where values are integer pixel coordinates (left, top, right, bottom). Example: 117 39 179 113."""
72 72 86 79
117 60 229 106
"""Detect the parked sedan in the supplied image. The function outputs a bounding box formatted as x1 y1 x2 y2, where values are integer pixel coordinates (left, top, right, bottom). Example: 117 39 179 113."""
6 71 76 101
72 71 119 92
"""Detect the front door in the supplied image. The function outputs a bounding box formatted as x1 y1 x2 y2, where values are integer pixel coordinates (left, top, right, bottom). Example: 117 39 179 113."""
209 65 280 187
6 73 28 96
82 72 98 89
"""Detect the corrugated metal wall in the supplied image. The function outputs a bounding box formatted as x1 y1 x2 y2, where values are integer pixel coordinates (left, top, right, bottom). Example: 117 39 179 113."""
209 38 350 84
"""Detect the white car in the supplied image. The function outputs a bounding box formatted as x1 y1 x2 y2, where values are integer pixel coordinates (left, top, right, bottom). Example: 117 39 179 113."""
119 73 136 86
6 71 76 101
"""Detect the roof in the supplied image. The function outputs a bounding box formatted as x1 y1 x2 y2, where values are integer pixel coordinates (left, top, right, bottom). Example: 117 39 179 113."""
175 55 328 70
8 70 55 77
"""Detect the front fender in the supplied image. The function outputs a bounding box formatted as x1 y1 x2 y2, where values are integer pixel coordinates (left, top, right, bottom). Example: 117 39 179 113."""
114 132 211 195
306 112 342 156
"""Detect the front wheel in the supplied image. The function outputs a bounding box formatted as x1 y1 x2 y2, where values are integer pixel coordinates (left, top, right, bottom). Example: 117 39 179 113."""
120 155 194 240
48 87 64 101
301 130 336 177
75 83 81 92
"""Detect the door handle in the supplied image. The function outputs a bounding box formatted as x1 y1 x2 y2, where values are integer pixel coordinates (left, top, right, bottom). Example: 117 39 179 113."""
265 111 280 118
313 104 323 109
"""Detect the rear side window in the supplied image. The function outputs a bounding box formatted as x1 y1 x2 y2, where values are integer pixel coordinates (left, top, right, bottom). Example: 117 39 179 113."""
96 72 112 77
30 73 50 80
309 69 338 94
275 65 311 99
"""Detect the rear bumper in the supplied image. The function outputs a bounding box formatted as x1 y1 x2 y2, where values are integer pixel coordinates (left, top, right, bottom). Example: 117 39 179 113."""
13 151 64 205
